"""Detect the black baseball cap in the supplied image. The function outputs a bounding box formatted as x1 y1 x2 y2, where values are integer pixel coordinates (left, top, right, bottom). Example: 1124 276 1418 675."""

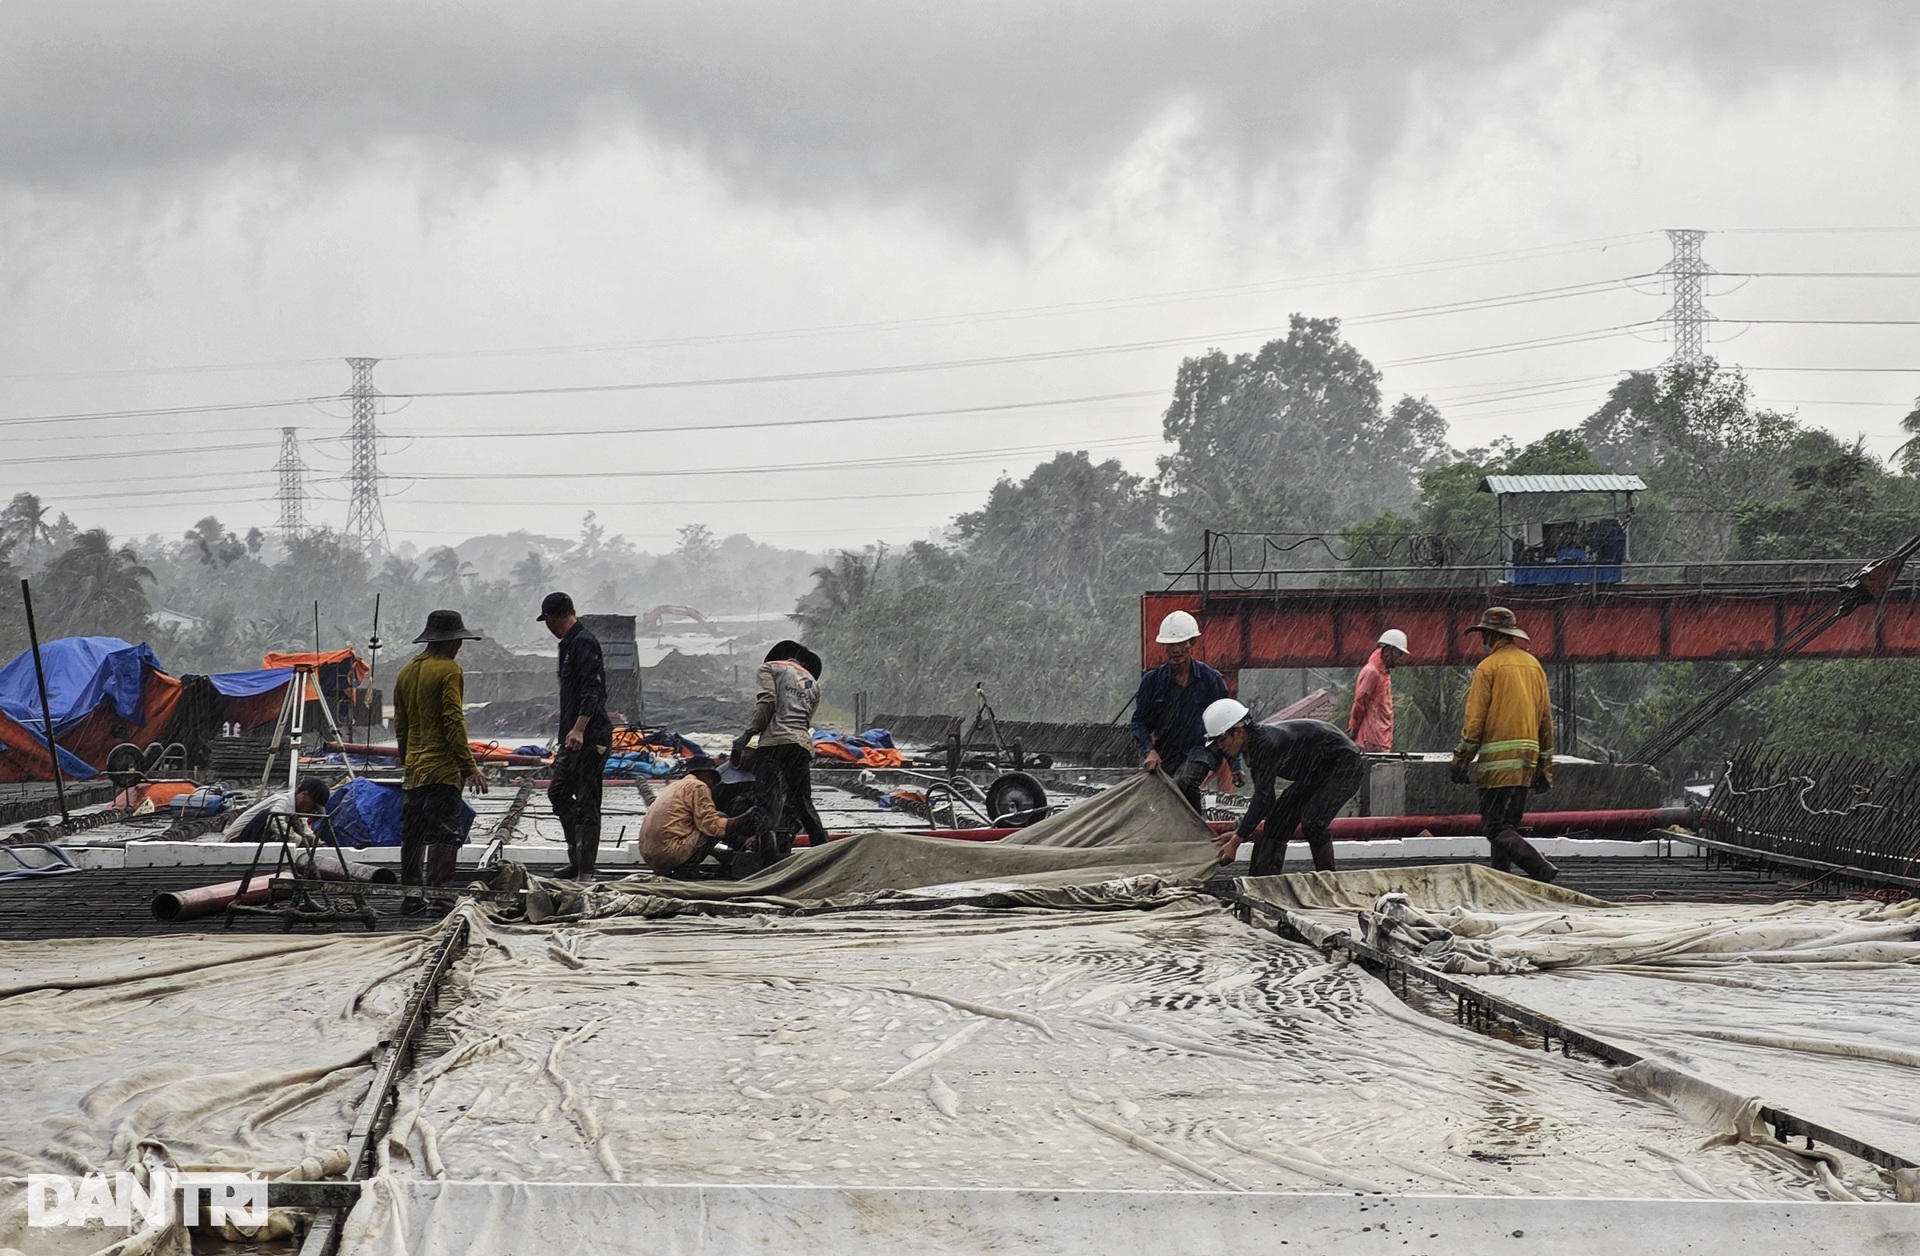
537 591 575 622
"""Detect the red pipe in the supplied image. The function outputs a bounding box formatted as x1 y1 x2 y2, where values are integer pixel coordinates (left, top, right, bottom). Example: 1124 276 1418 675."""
905 806 1694 844
151 856 395 922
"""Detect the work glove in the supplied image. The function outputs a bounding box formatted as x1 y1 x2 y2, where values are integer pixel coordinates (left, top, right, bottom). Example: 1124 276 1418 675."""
1532 758 1555 794
730 736 752 766
1448 755 1473 786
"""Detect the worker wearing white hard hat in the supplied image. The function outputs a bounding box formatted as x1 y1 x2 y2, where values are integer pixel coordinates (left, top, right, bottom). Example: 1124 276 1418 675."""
1348 628 1409 753
1205 698 1365 875
1131 609 1237 813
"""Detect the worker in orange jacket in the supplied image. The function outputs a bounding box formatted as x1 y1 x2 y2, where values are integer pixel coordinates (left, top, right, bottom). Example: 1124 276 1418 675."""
1449 607 1559 882
1348 628 1408 752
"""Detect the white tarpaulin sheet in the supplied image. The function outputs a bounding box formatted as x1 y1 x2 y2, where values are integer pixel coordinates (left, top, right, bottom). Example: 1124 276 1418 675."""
363 901 1866 1212
0 929 429 1255
337 1181 1920 1256
1247 866 1920 1170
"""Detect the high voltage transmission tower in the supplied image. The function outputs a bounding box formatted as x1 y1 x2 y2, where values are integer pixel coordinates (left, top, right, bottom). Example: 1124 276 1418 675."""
1660 228 1712 367
342 357 389 552
274 426 307 541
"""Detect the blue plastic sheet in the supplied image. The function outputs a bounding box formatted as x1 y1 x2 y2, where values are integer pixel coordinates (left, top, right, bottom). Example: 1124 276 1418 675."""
325 776 476 848
0 637 162 733
0 731 99 780
206 668 295 698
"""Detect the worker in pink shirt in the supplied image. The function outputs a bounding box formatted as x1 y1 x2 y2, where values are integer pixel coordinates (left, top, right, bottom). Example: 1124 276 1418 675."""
1348 629 1409 752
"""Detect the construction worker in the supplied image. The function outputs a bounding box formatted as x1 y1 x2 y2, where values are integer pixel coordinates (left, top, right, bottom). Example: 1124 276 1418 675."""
1450 607 1559 882
733 640 826 874
1348 628 1408 752
1204 698 1364 876
640 754 755 877
226 775 332 847
393 609 489 911
539 592 612 881
1131 609 1235 813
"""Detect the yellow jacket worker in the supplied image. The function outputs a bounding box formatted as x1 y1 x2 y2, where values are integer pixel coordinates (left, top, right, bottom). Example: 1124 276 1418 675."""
1450 607 1559 882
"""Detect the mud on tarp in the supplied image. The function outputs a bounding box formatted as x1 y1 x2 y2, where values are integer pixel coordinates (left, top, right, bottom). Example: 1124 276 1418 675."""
494 771 1223 919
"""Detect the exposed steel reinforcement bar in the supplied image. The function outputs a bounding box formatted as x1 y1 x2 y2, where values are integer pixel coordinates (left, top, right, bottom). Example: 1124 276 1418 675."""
1238 895 1918 1176
298 912 472 1256
1141 583 1920 672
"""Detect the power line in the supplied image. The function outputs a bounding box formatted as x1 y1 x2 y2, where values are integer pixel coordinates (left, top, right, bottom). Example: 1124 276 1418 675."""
397 434 1161 483
0 232 1660 384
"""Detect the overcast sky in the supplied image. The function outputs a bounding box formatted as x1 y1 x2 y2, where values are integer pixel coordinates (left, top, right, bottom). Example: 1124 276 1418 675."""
4 1 1920 557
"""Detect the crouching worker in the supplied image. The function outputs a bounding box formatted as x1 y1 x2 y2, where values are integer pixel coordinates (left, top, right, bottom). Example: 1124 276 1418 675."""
1204 699 1365 877
228 775 332 846
640 755 755 877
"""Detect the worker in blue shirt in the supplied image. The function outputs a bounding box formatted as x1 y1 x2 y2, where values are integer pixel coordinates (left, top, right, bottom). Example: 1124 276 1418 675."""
1131 610 1239 813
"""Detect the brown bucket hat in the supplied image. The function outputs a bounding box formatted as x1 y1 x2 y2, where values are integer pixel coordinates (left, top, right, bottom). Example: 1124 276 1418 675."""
1470 606 1530 640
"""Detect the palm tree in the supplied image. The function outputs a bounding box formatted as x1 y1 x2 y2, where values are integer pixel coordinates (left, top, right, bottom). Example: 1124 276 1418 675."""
38 530 156 638
510 549 551 600
1 493 53 568
1900 397 1920 474
424 547 474 592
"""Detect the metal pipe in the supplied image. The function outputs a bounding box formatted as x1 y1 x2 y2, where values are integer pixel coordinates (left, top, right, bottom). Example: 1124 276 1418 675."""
19 579 69 822
908 806 1694 843
152 855 394 922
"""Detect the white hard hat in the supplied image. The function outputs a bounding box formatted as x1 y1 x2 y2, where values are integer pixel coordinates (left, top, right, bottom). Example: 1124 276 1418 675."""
1156 610 1202 644
1203 697 1250 741
1377 628 1409 654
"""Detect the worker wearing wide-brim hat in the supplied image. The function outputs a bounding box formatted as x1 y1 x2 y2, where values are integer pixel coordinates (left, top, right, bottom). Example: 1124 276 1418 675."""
392 609 489 911
731 639 826 874
1130 610 1239 814
1450 607 1559 882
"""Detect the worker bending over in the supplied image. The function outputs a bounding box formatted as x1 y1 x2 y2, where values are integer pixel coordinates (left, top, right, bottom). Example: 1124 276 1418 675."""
1348 628 1409 752
733 640 826 874
1205 699 1365 876
1450 607 1559 882
1131 610 1234 812
640 754 754 877
393 610 489 912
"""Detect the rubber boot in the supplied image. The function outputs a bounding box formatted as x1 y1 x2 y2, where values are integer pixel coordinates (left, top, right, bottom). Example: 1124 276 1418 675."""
1494 829 1559 883
1487 834 1514 874
556 818 579 880
1306 837 1337 873
573 832 599 882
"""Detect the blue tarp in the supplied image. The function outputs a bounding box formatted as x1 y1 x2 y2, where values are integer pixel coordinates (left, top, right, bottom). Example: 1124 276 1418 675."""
0 732 99 780
207 668 295 698
324 776 476 848
0 637 162 734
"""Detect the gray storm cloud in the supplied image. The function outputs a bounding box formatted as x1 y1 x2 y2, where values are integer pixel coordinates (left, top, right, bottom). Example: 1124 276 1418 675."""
1 1 1917 228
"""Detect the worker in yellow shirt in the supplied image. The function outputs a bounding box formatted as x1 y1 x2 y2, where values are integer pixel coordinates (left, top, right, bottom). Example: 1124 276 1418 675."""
1450 607 1558 882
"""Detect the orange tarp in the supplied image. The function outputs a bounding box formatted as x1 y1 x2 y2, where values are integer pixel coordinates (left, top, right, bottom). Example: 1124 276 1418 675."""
262 650 368 702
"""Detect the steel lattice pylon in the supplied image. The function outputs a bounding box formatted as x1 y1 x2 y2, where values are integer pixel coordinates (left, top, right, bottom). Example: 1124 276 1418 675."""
274 426 307 541
342 357 388 552
1660 228 1712 367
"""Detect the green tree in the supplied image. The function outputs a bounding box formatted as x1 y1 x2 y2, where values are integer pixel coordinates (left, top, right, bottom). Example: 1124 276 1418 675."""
0 493 54 569
953 452 1166 609
1158 316 1448 546
36 530 156 639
